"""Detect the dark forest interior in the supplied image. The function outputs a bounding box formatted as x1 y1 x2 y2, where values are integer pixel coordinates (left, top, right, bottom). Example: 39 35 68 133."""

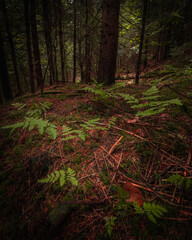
0 0 192 239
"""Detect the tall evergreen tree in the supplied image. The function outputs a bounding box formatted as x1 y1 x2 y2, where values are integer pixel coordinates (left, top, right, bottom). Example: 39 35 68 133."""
2 0 21 95
42 0 55 85
98 0 120 85
24 0 35 93
30 0 43 89
0 31 12 101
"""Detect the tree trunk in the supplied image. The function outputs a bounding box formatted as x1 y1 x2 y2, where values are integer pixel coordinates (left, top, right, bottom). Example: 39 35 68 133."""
42 0 55 85
73 0 77 83
2 0 21 94
97 0 120 85
78 39 84 82
143 36 148 69
84 0 91 84
0 31 12 101
58 0 65 82
24 0 35 93
135 0 148 84
30 0 43 90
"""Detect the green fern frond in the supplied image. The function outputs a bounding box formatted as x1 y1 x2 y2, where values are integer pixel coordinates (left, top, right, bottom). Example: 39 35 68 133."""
38 168 78 187
133 201 167 224
11 103 27 110
67 168 78 186
143 202 167 224
142 86 159 96
136 107 165 117
2 117 58 139
108 82 126 91
1 121 25 135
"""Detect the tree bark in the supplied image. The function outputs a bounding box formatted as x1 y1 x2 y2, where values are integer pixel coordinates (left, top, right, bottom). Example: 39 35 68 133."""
42 0 55 85
0 31 12 101
58 0 65 82
97 0 120 85
30 0 43 90
24 0 35 93
84 0 91 84
73 0 77 83
135 0 148 84
2 0 21 94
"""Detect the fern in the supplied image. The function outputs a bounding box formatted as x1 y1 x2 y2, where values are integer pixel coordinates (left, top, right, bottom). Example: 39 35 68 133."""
26 101 53 117
104 216 117 238
2 117 58 139
166 174 192 189
133 201 167 224
80 118 101 129
62 118 102 141
62 125 85 141
11 103 27 110
38 168 78 187
131 86 182 117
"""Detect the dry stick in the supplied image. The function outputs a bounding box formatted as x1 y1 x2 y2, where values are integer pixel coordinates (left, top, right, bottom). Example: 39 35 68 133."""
107 151 123 195
101 146 179 201
108 136 123 156
81 167 108 198
112 126 144 140
94 152 101 173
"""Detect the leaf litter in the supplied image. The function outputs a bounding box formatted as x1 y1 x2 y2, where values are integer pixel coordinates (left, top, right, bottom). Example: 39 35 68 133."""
0 76 192 239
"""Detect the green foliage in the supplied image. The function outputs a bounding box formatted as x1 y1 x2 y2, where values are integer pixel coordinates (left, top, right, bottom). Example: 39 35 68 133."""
114 186 132 217
38 167 78 187
131 86 182 117
11 102 27 110
104 216 117 238
133 201 167 224
62 118 104 141
2 117 58 140
107 117 117 129
80 83 182 118
166 174 192 189
80 82 126 100
26 101 53 117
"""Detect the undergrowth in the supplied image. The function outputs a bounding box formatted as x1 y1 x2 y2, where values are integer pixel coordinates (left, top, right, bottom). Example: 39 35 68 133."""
0 70 192 239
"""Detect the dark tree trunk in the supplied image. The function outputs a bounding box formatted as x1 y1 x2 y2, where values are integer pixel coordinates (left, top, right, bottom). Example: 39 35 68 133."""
78 39 84 82
135 0 148 84
84 0 91 84
97 0 120 85
143 36 148 69
2 0 21 94
0 31 12 101
30 0 43 90
58 0 65 82
73 0 77 83
53 3 58 83
42 0 55 85
24 0 35 93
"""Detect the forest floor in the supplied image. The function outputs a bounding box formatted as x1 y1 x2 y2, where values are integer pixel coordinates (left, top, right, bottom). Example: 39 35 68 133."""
0 62 192 240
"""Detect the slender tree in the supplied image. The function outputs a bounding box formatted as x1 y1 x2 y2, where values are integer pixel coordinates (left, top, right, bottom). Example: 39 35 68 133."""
135 0 148 84
84 0 91 84
98 0 120 85
58 0 65 82
30 0 43 89
2 0 21 94
73 0 77 83
42 0 55 85
24 0 35 93
0 31 12 101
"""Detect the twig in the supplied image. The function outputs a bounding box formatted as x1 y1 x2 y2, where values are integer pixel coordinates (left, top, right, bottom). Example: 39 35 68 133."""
112 126 145 140
107 151 123 194
108 136 123 156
